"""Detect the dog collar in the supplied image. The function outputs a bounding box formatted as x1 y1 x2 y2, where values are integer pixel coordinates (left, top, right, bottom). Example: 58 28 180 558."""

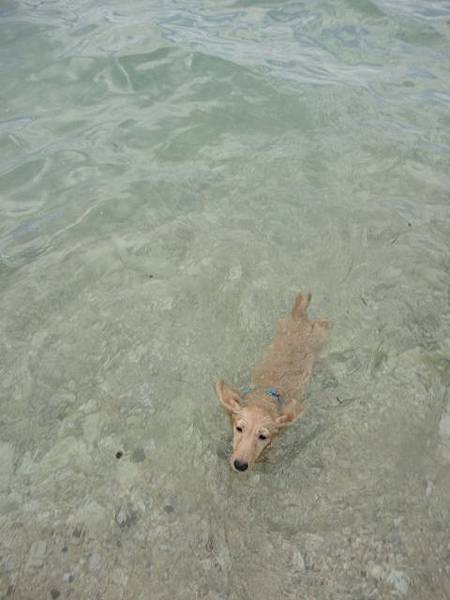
265 387 281 400
241 386 283 402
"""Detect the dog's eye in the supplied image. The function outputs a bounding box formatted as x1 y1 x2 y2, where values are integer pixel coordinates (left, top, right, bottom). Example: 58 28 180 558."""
259 433 268 441
236 426 243 432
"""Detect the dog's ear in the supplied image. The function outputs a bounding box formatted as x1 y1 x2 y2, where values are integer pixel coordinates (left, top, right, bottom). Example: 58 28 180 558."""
215 380 241 414
275 400 304 428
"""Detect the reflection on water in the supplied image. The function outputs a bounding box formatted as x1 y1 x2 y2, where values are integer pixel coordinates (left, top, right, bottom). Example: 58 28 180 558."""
1 0 450 598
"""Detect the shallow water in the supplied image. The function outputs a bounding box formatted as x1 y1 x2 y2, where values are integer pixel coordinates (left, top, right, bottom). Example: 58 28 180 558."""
1 0 450 598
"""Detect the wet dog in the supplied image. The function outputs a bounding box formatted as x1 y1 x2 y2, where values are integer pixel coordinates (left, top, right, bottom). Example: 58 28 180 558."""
216 293 330 472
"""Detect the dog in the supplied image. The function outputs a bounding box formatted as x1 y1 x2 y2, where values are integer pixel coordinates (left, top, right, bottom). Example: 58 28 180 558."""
215 292 330 472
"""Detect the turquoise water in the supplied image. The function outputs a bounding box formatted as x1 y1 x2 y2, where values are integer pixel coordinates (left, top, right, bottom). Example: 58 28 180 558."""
1 0 450 598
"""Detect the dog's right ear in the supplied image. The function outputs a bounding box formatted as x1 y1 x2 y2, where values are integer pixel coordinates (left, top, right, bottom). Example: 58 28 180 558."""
215 380 241 414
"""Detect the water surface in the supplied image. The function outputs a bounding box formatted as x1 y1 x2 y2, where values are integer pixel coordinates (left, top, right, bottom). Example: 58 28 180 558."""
1 1 450 598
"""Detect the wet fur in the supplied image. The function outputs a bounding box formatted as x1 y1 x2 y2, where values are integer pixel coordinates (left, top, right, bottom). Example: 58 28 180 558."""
216 293 330 472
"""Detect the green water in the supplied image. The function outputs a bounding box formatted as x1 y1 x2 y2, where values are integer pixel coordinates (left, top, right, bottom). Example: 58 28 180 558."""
1 1 450 598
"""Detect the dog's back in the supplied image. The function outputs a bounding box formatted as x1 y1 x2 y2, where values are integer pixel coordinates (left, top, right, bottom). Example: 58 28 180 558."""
252 293 330 399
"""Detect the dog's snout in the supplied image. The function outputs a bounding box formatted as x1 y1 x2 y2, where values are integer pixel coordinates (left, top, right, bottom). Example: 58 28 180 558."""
233 459 248 472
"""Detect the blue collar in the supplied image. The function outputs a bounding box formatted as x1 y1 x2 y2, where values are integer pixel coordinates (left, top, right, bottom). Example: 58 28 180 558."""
241 386 282 402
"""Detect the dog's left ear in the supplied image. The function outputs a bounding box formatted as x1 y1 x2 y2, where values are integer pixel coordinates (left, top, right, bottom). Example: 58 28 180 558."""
275 400 304 428
215 380 242 414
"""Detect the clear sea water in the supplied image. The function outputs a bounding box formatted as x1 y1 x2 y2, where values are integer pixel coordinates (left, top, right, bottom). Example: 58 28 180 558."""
1 1 450 598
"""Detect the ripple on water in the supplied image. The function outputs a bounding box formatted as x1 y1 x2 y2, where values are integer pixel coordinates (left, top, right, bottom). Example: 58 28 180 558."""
1 0 450 598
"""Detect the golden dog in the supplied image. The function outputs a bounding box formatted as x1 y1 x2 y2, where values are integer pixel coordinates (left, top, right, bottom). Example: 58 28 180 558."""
216 293 330 472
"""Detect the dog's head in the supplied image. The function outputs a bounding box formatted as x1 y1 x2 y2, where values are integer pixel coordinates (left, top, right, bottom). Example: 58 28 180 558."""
215 380 304 472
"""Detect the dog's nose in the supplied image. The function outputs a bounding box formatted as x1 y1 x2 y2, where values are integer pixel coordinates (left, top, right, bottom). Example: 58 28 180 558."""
233 459 248 472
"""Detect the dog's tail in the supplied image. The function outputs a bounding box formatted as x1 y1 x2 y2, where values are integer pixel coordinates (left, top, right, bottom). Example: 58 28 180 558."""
291 292 312 319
